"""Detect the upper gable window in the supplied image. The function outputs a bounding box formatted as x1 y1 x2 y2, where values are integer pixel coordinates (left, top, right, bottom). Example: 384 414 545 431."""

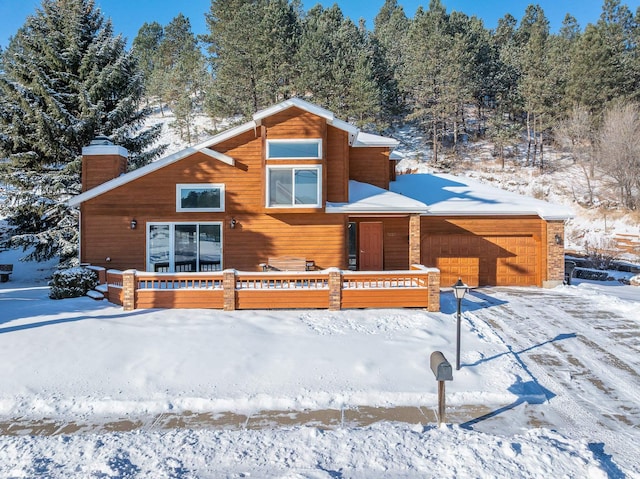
176 184 224 212
266 139 322 159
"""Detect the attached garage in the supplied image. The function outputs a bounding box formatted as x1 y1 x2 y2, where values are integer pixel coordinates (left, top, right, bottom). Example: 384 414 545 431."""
421 216 545 287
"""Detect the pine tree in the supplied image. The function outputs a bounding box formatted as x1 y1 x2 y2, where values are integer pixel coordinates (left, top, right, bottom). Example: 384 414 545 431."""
295 4 380 125
132 21 164 109
567 0 637 116
155 14 209 143
401 0 459 161
517 4 553 167
203 0 300 119
0 0 164 264
372 0 409 120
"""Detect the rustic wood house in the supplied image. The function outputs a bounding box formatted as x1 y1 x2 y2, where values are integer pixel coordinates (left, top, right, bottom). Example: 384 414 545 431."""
70 98 572 289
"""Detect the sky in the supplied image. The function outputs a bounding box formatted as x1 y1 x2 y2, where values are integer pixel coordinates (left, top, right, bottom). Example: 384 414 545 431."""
1 0 635 49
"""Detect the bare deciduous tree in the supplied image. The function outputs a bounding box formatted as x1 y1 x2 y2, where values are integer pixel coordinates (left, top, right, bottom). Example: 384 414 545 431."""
598 102 640 210
555 105 596 205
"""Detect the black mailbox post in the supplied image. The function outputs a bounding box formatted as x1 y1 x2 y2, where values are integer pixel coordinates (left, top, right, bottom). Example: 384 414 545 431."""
430 351 453 426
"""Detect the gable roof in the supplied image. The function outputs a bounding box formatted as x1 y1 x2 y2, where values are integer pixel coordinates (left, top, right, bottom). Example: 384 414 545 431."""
391 173 574 220
70 98 397 207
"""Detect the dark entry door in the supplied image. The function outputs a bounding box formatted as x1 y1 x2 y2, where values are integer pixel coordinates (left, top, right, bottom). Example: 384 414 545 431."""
359 222 383 270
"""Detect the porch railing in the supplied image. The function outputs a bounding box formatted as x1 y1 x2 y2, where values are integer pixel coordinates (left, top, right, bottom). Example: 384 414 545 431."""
94 265 440 312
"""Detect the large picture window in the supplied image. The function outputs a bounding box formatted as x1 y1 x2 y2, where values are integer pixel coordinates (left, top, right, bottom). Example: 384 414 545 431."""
147 222 222 272
266 139 322 159
267 166 321 208
176 184 224 212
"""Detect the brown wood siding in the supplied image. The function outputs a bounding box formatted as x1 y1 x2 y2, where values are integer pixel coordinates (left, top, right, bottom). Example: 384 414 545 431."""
261 107 325 138
420 216 545 287
349 147 390 189
82 154 127 191
326 126 349 202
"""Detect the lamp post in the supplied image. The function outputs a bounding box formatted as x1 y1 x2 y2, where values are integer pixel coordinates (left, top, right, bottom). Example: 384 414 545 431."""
452 278 468 370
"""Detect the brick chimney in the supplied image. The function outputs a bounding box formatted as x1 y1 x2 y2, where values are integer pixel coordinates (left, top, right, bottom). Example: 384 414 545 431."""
81 136 128 192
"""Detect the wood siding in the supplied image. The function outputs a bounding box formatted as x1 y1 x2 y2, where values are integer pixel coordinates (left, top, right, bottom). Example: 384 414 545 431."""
81 124 349 272
421 216 545 287
349 148 390 189
82 154 127 191
326 126 349 202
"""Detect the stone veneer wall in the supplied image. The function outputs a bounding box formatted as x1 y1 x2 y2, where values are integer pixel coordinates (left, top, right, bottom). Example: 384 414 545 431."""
545 220 566 288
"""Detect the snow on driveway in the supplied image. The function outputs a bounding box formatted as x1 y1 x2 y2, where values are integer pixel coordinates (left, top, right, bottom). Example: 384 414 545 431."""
462 283 640 476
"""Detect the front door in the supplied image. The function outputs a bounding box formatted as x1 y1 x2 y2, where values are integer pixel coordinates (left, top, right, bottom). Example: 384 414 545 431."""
359 222 383 270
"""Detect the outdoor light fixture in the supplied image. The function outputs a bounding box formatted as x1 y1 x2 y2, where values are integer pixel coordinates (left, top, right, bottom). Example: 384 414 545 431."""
452 278 469 370
230 218 237 229
555 233 563 245
130 219 137 230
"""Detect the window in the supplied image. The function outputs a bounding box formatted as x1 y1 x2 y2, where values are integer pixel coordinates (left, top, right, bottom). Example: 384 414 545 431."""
148 223 222 272
266 139 322 159
267 166 321 208
177 184 224 212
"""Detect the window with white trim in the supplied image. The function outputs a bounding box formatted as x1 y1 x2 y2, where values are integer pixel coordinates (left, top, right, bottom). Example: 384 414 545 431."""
176 184 224 212
147 222 222 272
266 139 322 159
267 166 321 208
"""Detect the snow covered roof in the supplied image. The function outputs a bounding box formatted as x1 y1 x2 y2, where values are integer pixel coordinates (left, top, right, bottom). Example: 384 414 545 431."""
391 173 574 220
326 180 429 214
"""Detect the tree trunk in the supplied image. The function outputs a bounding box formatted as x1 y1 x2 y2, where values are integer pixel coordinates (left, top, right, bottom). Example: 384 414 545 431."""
432 119 438 163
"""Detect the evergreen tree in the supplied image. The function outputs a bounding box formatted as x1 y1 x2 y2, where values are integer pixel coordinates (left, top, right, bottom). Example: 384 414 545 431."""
517 4 553 167
401 0 468 160
155 14 209 142
203 0 300 119
567 0 637 115
0 0 163 264
132 21 164 109
296 4 380 125
372 0 409 120
492 14 523 120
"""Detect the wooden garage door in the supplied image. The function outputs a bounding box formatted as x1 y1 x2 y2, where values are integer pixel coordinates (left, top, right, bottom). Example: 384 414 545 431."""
423 234 540 287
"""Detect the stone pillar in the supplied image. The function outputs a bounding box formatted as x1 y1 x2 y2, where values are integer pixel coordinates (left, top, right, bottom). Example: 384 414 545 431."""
544 221 565 288
409 214 422 266
223 269 237 311
328 268 342 311
122 269 136 311
427 268 441 312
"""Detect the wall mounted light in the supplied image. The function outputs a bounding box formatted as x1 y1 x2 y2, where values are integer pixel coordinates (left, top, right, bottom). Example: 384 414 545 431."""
230 218 237 229
555 233 563 245
130 219 137 230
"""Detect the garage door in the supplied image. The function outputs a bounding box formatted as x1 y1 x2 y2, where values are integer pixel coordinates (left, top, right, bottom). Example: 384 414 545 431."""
423 234 540 287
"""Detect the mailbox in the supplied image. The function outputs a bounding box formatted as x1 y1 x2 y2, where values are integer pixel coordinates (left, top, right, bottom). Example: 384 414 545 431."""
430 351 453 381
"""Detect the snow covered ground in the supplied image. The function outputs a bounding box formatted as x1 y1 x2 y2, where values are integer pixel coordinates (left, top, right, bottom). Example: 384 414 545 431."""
0 247 639 477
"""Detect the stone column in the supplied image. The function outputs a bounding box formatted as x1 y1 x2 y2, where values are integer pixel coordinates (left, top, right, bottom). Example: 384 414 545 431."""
427 268 441 312
409 214 422 266
223 269 237 311
122 269 136 311
328 268 342 311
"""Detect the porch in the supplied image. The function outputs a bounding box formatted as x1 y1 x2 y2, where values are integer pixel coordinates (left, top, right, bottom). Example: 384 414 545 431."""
90 265 440 312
